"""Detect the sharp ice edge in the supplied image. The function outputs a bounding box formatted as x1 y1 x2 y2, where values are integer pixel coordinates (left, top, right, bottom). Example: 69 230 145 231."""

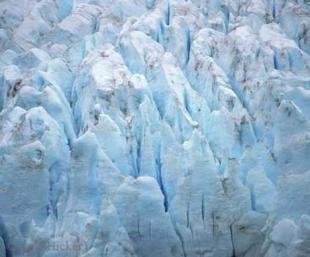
0 0 310 257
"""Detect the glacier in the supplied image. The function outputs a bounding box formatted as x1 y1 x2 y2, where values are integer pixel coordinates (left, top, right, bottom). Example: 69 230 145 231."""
0 0 310 256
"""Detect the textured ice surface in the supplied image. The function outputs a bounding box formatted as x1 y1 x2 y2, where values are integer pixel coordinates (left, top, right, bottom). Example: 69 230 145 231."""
0 0 310 257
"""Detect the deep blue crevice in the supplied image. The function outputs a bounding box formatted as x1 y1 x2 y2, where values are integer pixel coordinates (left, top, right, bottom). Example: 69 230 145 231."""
272 0 276 19
185 29 191 65
273 55 278 69
229 224 236 257
166 2 171 26
155 155 168 212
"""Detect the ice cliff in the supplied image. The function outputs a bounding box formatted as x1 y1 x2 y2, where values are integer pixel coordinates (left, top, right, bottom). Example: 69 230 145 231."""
0 0 310 256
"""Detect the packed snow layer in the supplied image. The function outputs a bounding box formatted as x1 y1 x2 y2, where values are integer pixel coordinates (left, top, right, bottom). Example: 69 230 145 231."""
0 0 310 257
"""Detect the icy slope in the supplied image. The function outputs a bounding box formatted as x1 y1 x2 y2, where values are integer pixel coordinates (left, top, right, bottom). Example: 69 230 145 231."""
0 0 310 256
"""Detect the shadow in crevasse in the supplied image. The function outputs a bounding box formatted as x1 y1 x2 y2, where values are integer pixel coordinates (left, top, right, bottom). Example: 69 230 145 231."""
0 216 12 257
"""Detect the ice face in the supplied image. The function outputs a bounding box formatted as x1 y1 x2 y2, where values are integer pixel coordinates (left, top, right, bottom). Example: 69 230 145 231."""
0 0 310 257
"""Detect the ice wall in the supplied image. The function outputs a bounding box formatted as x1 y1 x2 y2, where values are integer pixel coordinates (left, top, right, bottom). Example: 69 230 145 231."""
0 0 309 257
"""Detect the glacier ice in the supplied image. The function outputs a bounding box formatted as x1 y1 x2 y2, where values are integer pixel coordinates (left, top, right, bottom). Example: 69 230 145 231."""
0 0 310 256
